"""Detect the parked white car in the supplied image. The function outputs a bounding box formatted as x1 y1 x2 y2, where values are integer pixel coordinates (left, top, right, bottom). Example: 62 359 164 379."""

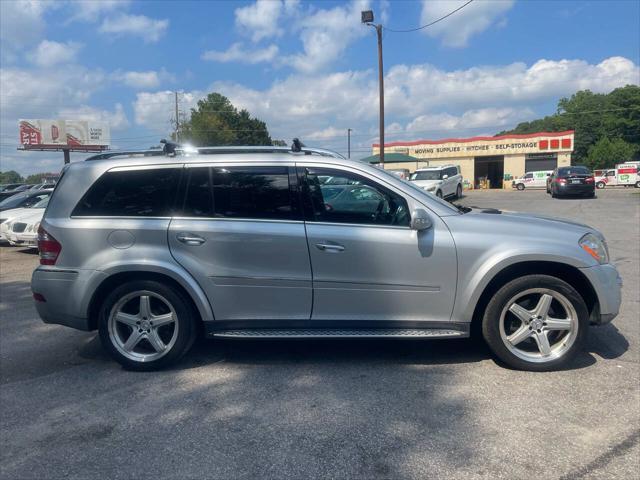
512 170 553 190
409 165 463 199
0 196 49 242
6 209 44 247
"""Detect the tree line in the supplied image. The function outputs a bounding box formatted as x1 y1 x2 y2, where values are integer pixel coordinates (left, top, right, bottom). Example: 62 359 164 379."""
0 171 56 185
498 85 640 170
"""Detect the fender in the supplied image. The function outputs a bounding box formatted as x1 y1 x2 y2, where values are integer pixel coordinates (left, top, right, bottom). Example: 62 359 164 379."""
452 250 593 323
87 259 215 322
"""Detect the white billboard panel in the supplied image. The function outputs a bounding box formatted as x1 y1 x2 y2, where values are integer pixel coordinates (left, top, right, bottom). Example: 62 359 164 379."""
19 119 110 149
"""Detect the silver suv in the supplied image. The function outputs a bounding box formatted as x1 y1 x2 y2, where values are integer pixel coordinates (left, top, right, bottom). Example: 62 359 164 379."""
410 165 463 199
32 144 621 371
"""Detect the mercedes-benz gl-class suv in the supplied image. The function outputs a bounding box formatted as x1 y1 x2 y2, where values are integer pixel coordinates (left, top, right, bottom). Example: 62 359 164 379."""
32 143 621 371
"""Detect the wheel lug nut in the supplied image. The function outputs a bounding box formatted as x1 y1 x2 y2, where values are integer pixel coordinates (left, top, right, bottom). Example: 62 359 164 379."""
136 321 140 325
138 329 142 333
537 329 542 333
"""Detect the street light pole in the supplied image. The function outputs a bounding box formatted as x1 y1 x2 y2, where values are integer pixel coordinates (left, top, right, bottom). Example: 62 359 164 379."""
362 11 384 165
347 128 352 158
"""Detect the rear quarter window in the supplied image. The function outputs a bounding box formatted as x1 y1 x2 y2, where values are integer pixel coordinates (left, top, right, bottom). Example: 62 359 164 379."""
72 168 181 217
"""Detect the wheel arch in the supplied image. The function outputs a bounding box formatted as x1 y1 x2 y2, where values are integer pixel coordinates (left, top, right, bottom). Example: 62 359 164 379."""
470 261 599 336
87 268 213 331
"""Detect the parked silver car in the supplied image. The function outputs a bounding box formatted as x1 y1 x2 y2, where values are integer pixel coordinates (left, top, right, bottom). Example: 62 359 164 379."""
32 144 621 371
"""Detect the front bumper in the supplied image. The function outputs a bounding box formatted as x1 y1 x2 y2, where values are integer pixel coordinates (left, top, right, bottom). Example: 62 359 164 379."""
579 263 622 325
9 232 37 247
31 267 107 331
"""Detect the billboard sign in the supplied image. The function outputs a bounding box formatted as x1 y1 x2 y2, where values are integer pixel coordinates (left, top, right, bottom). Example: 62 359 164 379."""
19 119 110 150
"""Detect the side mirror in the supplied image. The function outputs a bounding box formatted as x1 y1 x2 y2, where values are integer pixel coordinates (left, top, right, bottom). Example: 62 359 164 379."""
411 209 432 231
442 174 449 180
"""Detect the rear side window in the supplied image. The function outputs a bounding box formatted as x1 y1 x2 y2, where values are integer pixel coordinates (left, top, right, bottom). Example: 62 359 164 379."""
72 168 181 217
180 166 295 220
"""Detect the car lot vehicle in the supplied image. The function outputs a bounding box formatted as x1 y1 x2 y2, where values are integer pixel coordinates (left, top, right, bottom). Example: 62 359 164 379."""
7 209 43 247
512 170 552 190
547 166 595 198
0 189 52 212
0 183 26 193
0 184 30 201
387 168 411 180
594 163 640 189
32 143 621 372
409 165 462 199
0 196 49 241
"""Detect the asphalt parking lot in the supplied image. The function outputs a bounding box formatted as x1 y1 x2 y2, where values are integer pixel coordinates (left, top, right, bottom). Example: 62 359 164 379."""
1 188 638 480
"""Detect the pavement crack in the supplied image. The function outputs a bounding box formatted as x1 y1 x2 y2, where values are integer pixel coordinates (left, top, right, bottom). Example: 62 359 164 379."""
559 429 640 480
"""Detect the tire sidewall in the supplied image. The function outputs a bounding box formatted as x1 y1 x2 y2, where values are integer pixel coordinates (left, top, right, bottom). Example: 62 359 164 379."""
516 183 525 191
482 274 589 371
456 184 462 198
98 280 197 371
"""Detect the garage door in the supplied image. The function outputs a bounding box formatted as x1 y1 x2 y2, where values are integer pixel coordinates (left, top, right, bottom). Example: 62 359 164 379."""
525 153 557 172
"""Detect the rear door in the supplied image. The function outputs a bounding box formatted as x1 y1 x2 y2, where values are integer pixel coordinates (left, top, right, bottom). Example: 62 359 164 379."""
168 164 312 323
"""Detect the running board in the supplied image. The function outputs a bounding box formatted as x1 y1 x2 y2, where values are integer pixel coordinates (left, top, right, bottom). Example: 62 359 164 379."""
212 328 467 339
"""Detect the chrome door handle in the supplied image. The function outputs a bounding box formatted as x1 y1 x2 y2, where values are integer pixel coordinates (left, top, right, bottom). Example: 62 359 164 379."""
315 242 345 252
176 232 206 246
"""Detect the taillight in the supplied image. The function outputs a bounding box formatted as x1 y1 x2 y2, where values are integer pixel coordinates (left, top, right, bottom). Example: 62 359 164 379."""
37 225 61 265
556 178 567 184
585 177 595 183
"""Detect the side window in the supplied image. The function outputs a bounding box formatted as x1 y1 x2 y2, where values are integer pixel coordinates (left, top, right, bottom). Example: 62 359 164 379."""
449 167 459 177
72 168 181 217
524 173 533 179
301 168 410 227
182 167 213 217
212 166 294 220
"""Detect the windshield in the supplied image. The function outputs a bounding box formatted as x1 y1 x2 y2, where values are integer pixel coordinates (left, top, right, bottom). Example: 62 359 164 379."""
557 166 591 176
33 197 50 208
410 171 441 181
0 192 28 208
0 192 48 209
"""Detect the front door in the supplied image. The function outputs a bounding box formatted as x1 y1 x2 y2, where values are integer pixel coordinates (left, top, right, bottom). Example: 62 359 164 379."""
299 165 457 323
169 165 312 323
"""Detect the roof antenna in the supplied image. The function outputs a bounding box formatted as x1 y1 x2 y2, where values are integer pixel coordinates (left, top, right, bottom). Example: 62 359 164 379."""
291 138 305 153
160 139 180 156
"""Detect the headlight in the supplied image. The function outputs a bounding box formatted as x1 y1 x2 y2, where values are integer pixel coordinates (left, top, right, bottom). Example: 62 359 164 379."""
579 233 609 264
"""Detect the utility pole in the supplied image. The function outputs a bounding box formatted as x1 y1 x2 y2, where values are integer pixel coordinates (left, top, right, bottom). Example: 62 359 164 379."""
174 91 180 142
362 11 385 165
347 128 352 158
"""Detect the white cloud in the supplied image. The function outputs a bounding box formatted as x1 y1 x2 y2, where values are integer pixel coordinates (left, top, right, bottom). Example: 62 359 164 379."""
420 0 515 47
99 13 169 43
285 0 371 73
29 40 83 67
112 69 174 89
234 0 299 42
202 43 279 64
406 107 534 135
132 90 205 132
0 0 51 61
69 0 130 22
57 103 129 130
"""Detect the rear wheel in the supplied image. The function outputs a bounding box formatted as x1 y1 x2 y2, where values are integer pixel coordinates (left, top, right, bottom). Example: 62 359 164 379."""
436 190 443 199
596 181 606 189
98 280 198 371
456 184 462 199
635 181 640 188
516 183 525 191
482 275 588 371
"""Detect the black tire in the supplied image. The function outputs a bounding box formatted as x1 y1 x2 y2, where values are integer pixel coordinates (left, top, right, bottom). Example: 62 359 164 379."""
456 184 462 199
516 183 525 191
436 190 443 198
98 280 198 371
635 181 640 188
596 181 606 189
482 274 589 372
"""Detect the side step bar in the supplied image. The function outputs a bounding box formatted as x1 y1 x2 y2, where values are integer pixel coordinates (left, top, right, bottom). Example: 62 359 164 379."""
212 328 467 339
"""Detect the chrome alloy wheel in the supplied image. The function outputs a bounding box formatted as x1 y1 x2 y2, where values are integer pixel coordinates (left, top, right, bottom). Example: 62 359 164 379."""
107 290 179 363
499 288 578 363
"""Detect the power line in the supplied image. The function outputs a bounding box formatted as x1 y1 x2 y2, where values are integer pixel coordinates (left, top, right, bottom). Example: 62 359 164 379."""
384 0 475 33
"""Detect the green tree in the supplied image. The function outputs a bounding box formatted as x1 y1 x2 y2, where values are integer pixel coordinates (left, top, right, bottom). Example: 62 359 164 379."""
25 173 47 184
178 93 272 146
585 137 638 170
498 85 640 164
0 171 23 184
271 139 287 146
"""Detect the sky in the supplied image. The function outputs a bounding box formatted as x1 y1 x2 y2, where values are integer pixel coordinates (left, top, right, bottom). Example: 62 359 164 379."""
1 0 639 176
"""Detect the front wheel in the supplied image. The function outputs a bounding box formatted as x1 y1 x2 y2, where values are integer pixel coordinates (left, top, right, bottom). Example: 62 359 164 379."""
482 275 588 371
635 181 640 188
436 190 443 199
596 181 606 189
98 280 198 371
516 183 525 191
455 184 462 199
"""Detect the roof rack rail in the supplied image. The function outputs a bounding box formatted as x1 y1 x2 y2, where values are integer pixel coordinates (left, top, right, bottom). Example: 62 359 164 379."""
85 139 345 161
